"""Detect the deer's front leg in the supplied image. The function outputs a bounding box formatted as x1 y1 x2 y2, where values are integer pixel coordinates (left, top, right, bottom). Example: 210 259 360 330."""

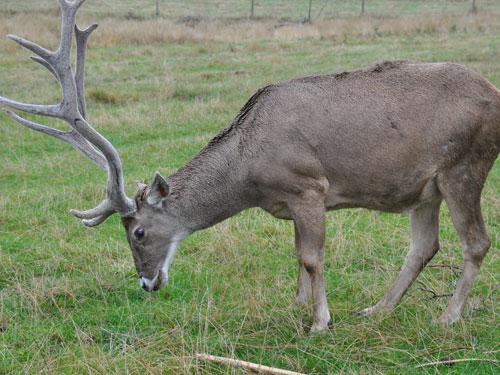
291 191 330 334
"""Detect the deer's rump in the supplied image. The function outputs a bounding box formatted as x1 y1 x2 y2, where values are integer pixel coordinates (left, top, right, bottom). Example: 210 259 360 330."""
246 61 500 213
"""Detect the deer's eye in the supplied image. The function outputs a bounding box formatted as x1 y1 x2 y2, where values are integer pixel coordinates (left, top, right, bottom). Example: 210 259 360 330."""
134 227 145 240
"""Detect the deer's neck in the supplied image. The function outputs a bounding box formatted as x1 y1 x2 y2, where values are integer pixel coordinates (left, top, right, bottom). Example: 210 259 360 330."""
166 135 253 232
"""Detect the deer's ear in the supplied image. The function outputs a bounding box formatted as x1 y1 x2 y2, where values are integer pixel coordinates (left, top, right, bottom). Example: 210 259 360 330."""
147 172 170 206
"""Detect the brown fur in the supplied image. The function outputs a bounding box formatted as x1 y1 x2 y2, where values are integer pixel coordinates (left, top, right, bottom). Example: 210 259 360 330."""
129 60 499 332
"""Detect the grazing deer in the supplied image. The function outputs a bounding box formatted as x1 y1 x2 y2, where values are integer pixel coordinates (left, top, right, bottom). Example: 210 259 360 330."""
1 0 499 334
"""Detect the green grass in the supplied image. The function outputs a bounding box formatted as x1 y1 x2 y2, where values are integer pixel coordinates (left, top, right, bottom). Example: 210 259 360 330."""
0 7 499 374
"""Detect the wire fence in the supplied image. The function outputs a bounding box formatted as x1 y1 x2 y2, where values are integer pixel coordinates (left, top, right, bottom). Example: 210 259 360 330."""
1 0 499 21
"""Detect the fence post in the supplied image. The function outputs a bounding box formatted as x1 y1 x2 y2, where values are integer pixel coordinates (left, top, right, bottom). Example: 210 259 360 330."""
307 0 312 22
470 0 477 13
155 0 160 17
361 0 365 16
250 0 254 18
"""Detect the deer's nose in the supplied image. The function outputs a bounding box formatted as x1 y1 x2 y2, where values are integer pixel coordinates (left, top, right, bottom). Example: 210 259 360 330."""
139 277 154 292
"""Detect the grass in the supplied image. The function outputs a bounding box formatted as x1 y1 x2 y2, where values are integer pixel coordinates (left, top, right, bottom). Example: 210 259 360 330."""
0 2 499 374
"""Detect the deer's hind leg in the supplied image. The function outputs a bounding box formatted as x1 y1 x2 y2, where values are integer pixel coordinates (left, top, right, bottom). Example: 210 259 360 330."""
294 222 313 306
435 158 494 325
358 199 442 317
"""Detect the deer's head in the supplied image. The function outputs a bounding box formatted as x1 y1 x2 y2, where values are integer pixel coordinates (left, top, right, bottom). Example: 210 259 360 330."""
0 0 188 292
122 174 189 292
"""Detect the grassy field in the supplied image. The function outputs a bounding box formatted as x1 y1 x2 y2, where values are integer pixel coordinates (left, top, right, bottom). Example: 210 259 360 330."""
0 2 499 374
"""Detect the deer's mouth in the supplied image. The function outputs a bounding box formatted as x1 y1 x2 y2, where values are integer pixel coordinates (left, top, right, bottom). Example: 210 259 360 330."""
140 270 168 292
140 273 160 292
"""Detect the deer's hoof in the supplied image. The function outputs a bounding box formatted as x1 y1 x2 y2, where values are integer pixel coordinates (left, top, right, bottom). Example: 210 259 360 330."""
309 319 332 335
354 306 378 317
354 303 393 318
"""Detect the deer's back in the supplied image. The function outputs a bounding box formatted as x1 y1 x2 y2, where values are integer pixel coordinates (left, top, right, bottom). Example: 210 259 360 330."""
241 61 500 212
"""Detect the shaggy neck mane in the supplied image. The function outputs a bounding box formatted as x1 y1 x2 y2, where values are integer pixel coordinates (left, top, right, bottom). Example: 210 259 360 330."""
161 88 273 230
165 136 247 230
167 85 271 196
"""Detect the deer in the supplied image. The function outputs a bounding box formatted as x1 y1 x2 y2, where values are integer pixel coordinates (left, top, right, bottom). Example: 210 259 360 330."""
1 0 499 334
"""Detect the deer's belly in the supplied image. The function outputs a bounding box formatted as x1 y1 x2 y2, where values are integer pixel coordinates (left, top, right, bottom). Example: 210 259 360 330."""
324 174 441 213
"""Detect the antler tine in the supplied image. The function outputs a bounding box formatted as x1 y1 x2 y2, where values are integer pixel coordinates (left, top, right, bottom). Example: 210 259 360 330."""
81 212 114 227
53 1 80 119
5 110 66 138
75 24 98 119
0 97 61 117
7 34 54 62
31 56 59 80
56 1 90 62
59 0 88 10
70 200 111 219
5 111 107 171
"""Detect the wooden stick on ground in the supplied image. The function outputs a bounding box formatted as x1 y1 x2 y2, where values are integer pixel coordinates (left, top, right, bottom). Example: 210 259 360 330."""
416 358 499 368
195 353 306 375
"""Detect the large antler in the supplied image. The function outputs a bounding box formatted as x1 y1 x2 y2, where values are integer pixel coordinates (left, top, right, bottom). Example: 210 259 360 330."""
0 0 136 226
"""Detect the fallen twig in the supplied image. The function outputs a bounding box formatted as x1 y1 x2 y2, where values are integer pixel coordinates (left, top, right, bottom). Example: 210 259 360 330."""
416 281 453 300
427 263 461 271
416 358 499 368
417 287 453 299
195 353 306 375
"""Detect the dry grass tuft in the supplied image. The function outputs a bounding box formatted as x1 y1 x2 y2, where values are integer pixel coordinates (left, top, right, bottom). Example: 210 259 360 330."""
1 13 499 49
88 88 138 105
